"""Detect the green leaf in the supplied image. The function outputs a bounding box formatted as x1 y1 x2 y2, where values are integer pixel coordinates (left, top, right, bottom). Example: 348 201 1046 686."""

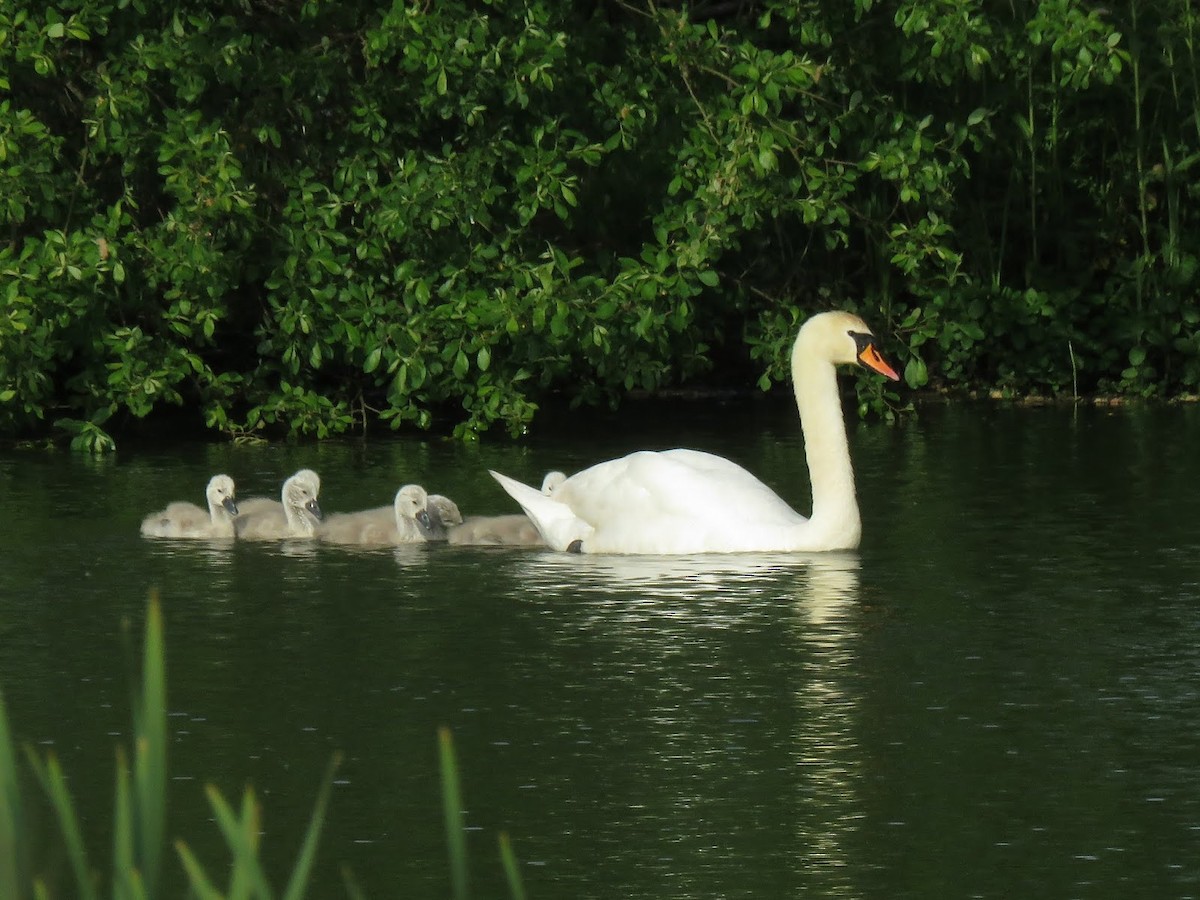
904 356 929 388
499 833 527 900
439 728 469 900
696 270 719 288
0 692 22 900
133 596 167 895
24 750 97 900
453 349 469 379
281 754 341 900
364 346 383 374
112 747 141 900
203 785 272 897
175 840 223 899
476 346 491 371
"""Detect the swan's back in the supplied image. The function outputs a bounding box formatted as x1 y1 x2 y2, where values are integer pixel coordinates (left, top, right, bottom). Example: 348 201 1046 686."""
318 506 394 545
140 474 238 539
558 450 804 528
234 497 281 516
447 514 545 547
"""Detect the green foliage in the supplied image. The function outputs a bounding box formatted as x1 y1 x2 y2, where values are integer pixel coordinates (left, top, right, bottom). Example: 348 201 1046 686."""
5 0 1200 449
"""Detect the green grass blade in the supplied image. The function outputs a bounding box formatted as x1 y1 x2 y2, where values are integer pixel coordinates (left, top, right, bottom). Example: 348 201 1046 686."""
227 788 261 900
133 595 168 895
281 752 342 900
0 691 24 900
24 749 97 900
113 745 137 900
498 832 527 900
174 839 224 900
339 864 369 900
438 727 469 900
205 783 273 899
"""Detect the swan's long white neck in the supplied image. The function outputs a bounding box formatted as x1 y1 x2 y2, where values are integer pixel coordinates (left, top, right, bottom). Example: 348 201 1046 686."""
792 339 861 549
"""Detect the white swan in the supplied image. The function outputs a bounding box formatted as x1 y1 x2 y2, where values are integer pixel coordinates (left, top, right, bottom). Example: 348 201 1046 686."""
234 469 323 540
490 310 899 554
140 474 239 539
317 484 435 545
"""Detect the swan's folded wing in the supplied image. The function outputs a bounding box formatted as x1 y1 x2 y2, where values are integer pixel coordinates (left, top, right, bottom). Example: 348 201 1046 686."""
490 471 593 551
568 451 803 527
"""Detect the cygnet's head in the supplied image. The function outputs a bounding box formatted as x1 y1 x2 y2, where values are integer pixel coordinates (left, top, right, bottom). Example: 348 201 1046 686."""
283 469 323 524
425 494 462 540
206 474 239 518
395 484 434 535
541 471 567 495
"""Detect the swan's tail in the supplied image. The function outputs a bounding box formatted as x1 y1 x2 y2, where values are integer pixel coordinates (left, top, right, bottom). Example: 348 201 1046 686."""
489 470 593 552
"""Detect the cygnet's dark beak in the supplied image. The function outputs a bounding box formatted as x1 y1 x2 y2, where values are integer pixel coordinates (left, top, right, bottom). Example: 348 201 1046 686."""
307 499 323 522
223 497 239 517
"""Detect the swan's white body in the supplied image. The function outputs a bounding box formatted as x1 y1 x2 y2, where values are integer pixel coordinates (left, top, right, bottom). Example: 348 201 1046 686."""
140 474 239 539
318 485 434 546
490 311 898 555
235 469 323 540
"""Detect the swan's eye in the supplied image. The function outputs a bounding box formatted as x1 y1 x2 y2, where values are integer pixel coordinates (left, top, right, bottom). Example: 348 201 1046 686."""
848 330 873 353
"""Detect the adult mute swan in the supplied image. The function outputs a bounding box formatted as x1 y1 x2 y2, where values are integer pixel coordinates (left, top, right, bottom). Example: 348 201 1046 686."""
140 474 239 539
490 310 899 554
235 469 323 540
317 484 436 545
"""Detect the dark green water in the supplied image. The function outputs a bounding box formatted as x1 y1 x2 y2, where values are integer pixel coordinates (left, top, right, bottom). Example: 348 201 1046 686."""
2 401 1199 898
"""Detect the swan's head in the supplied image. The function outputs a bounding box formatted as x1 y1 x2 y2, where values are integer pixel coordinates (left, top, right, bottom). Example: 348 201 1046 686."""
206 474 239 517
396 484 435 535
283 469 323 523
427 493 462 538
798 311 900 380
541 471 567 495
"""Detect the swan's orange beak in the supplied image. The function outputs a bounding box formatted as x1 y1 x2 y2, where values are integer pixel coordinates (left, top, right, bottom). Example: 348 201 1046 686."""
857 340 901 381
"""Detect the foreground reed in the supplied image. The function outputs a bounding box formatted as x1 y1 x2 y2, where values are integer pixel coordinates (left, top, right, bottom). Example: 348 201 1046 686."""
0 594 526 899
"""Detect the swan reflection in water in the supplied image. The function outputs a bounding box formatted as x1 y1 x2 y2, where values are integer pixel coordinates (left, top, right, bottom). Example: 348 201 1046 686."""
514 548 859 604
142 537 238 568
511 548 865 896
787 553 864 898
